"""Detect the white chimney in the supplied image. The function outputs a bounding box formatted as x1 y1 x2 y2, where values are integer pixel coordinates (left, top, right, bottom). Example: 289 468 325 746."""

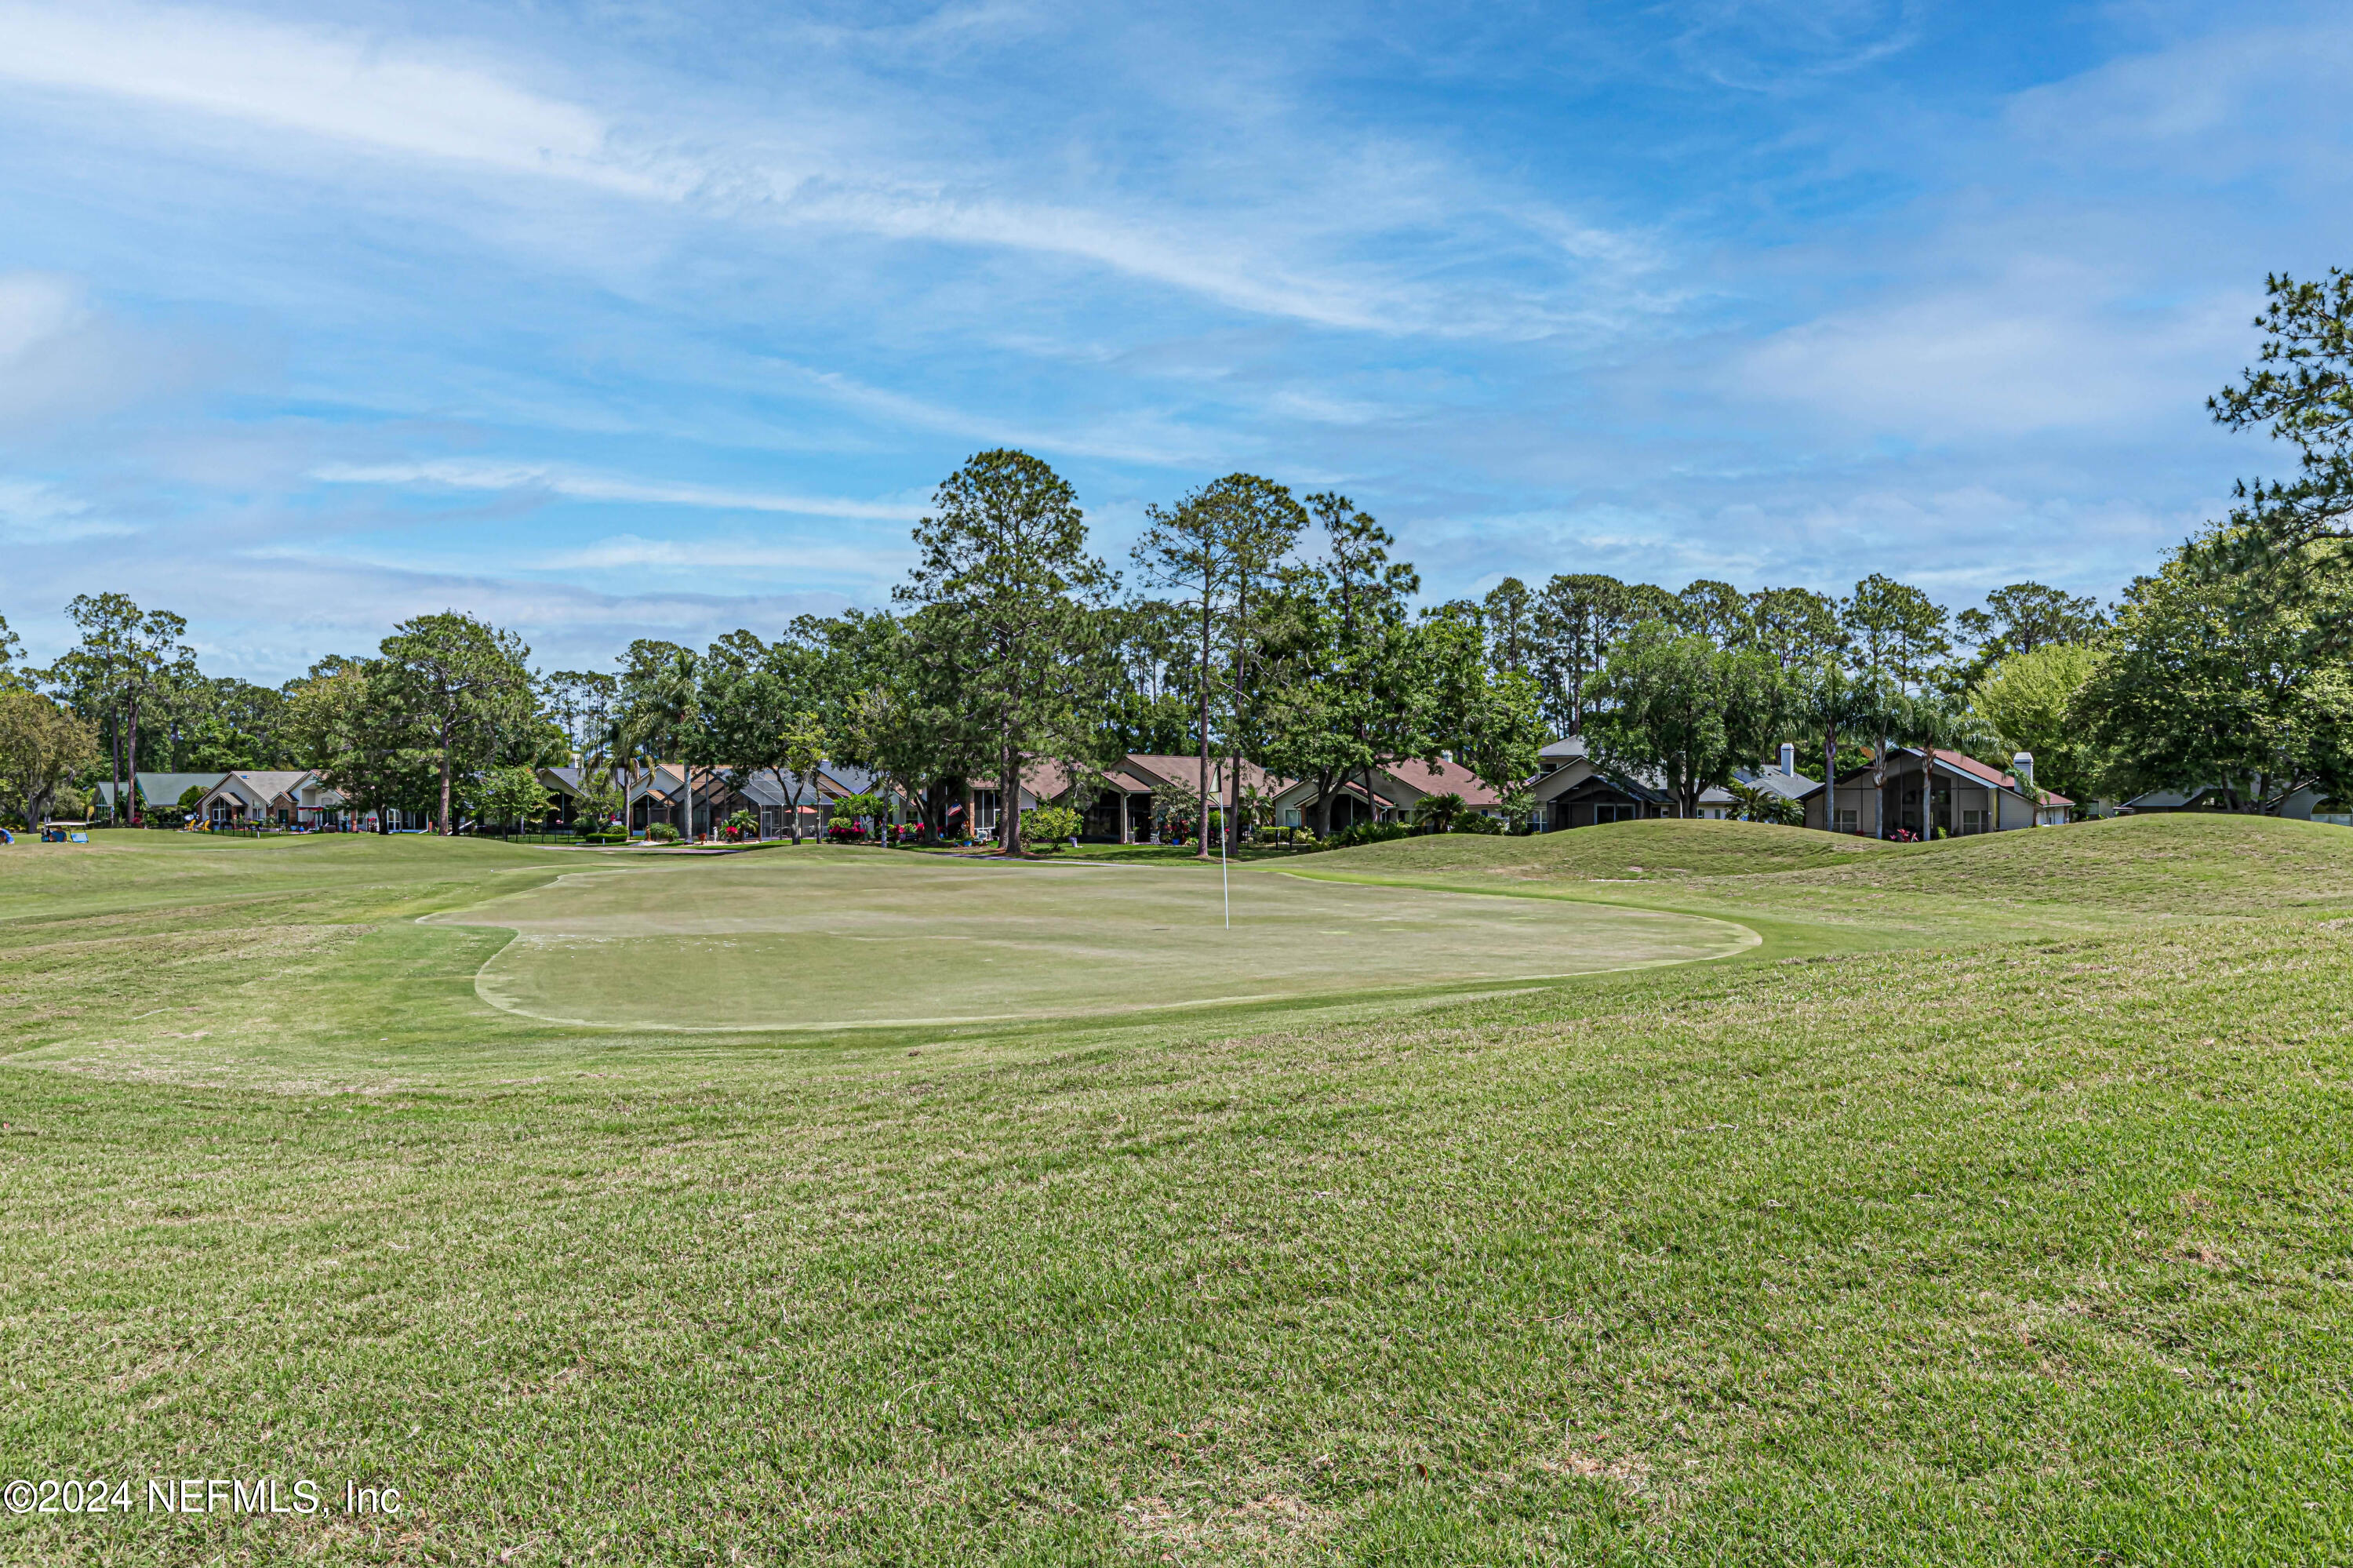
1779 742 1795 777
2012 751 2034 790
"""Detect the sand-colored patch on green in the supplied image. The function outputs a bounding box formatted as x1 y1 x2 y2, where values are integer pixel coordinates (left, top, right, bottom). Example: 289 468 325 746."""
436 853 1756 1029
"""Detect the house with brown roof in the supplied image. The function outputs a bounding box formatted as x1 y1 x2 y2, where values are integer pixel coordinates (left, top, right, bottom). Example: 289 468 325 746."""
1265 755 1501 834
1006 754 1287 842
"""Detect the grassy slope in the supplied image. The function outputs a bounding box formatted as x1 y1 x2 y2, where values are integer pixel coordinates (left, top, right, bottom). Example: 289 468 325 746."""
1306 817 1899 882
5 821 2353 1563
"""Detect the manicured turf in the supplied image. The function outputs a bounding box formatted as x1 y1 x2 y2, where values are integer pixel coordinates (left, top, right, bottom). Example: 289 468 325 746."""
5 817 2353 1563
1306 817 1900 882
439 853 1751 1031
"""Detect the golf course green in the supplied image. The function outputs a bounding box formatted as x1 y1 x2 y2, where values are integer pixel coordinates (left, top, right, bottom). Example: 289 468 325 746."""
440 853 1755 1030
7 816 2353 1563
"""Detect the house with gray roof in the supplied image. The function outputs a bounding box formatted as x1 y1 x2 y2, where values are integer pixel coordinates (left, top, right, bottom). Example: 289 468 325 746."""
93 772 227 822
187 769 352 829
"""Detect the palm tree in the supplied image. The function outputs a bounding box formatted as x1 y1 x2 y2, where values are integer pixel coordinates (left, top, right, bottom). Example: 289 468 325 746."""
1727 777 1802 826
1797 657 1900 835
1415 791 1467 834
658 649 702 841
601 717 650 839
780 714 827 846
621 650 701 842
1893 695 2000 839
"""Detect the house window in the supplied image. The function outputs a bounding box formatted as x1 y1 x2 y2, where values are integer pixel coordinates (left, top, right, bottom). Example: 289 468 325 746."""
1834 807 1859 833
1595 803 1638 824
1960 809 1984 835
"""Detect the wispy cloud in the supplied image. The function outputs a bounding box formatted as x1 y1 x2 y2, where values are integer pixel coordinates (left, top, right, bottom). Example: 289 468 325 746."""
311 460 924 522
542 535 907 575
0 0 1650 338
1733 271 2253 439
0 1 671 195
5 1 2351 681
0 477 138 542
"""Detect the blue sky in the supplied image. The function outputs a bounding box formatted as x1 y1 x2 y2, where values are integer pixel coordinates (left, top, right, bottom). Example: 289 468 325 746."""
2 0 2348 679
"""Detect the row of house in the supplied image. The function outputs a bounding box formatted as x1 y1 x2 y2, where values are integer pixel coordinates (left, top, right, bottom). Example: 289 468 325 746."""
95 771 428 830
89 741 2331 844
595 739 2068 846
569 751 1505 845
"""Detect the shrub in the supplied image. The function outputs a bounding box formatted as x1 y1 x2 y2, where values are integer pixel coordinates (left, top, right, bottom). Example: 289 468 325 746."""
1453 812 1504 835
723 809 759 842
1305 821 1412 852
646 821 680 843
1025 806 1082 847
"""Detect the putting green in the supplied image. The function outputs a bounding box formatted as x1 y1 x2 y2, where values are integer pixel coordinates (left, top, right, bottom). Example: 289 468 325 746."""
434 851 1757 1031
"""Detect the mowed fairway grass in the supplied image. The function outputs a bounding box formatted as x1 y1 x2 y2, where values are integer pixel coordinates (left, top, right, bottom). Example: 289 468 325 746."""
2 819 2352 1564
443 855 1751 1031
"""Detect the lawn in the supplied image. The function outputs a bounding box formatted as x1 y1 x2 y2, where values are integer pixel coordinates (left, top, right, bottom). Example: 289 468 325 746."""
440 853 1750 1032
3 817 2352 1563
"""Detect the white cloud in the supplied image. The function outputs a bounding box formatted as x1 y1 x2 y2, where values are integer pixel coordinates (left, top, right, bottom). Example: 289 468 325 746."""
0 267 252 427
2 543 864 677
0 272 89 360
1667 0 1922 92
0 1 1648 338
310 459 924 522
0 477 136 542
542 535 907 575
0 1 671 196
1734 268 2252 440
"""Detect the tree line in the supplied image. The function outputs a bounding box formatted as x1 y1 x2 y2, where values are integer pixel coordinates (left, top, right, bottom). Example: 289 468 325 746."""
3 269 2347 842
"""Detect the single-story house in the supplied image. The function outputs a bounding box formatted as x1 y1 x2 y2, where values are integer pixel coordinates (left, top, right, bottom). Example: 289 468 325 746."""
1020 754 1290 842
1267 755 1501 833
1726 745 1823 820
1803 748 2070 837
93 772 229 821
1524 737 1737 829
535 766 603 829
1020 758 1148 842
624 761 900 840
746 762 900 839
2117 784 2345 823
627 764 746 839
188 769 354 829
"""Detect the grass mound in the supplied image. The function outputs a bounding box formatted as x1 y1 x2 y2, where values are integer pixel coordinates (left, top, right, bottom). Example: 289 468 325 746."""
1309 817 1893 882
0 829 573 925
1305 813 2353 918
1787 812 2353 915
